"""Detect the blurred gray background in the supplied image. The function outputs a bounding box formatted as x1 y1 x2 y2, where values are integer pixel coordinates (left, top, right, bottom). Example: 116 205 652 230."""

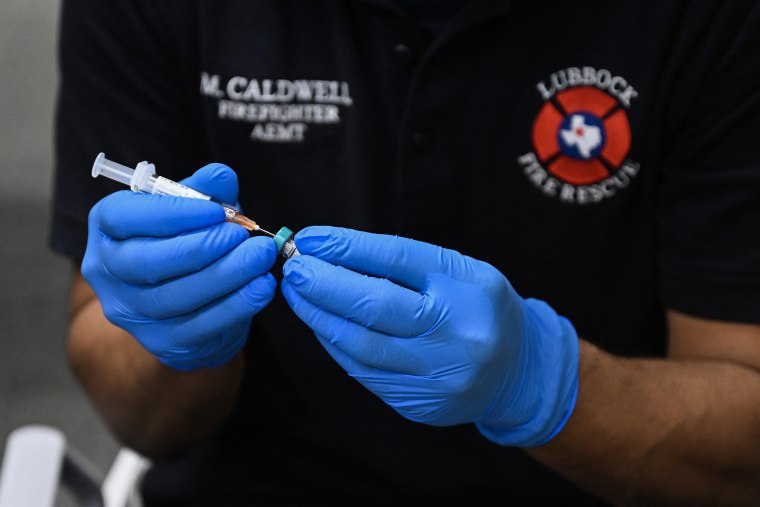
0 0 121 504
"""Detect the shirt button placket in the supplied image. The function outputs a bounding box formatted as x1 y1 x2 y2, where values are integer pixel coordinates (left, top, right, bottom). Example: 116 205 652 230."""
410 128 434 152
393 43 416 68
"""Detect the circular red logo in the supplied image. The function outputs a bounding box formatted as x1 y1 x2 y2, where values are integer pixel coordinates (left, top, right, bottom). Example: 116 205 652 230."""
531 86 631 186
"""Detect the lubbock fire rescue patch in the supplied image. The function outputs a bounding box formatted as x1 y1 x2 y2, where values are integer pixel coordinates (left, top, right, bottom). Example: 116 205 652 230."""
518 67 640 204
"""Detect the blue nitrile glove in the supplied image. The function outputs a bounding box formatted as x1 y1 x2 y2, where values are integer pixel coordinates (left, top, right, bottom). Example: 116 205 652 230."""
82 163 277 371
281 226 579 447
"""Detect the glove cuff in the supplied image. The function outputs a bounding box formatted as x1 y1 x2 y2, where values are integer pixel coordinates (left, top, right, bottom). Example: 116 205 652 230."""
476 298 580 447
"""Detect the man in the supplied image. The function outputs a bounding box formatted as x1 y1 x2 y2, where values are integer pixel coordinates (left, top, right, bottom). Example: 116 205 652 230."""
52 0 760 504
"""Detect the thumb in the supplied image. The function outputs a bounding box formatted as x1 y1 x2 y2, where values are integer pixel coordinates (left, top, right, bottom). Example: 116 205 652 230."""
180 163 240 205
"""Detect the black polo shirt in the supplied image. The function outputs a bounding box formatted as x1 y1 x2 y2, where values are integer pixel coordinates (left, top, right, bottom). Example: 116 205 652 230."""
52 1 760 505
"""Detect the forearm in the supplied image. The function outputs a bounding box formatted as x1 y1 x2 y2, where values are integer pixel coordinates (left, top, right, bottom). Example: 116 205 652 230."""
528 340 760 506
67 294 245 459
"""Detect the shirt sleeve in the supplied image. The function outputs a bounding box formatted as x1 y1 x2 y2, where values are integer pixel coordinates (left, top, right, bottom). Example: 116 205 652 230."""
50 0 205 262
658 3 760 323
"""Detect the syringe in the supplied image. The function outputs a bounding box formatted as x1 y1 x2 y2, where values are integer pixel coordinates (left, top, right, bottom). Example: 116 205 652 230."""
91 153 300 259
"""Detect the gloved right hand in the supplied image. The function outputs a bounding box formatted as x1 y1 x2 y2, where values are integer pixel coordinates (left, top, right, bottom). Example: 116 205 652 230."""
81 163 277 371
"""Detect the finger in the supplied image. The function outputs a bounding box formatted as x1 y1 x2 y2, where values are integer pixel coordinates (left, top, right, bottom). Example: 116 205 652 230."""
282 255 436 337
294 226 469 291
179 163 239 205
93 190 225 239
102 222 250 284
132 237 277 319
158 320 251 372
308 330 454 426
168 272 277 349
282 279 428 375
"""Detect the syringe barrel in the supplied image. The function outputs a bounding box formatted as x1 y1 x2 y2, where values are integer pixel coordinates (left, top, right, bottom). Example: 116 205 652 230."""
150 175 213 201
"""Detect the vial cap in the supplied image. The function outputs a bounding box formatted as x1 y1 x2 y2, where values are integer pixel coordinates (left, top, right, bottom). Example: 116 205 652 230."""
273 227 294 253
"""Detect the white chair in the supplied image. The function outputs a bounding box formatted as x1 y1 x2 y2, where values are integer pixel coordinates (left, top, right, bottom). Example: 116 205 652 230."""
0 425 149 507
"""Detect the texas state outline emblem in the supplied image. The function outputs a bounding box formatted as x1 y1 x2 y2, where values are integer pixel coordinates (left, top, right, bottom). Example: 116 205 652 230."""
518 66 640 204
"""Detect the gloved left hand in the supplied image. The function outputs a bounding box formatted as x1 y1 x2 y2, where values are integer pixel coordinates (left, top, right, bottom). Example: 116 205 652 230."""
82 164 277 371
281 226 579 447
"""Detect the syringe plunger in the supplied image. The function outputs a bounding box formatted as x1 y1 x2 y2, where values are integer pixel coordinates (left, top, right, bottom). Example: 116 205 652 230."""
92 152 135 187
